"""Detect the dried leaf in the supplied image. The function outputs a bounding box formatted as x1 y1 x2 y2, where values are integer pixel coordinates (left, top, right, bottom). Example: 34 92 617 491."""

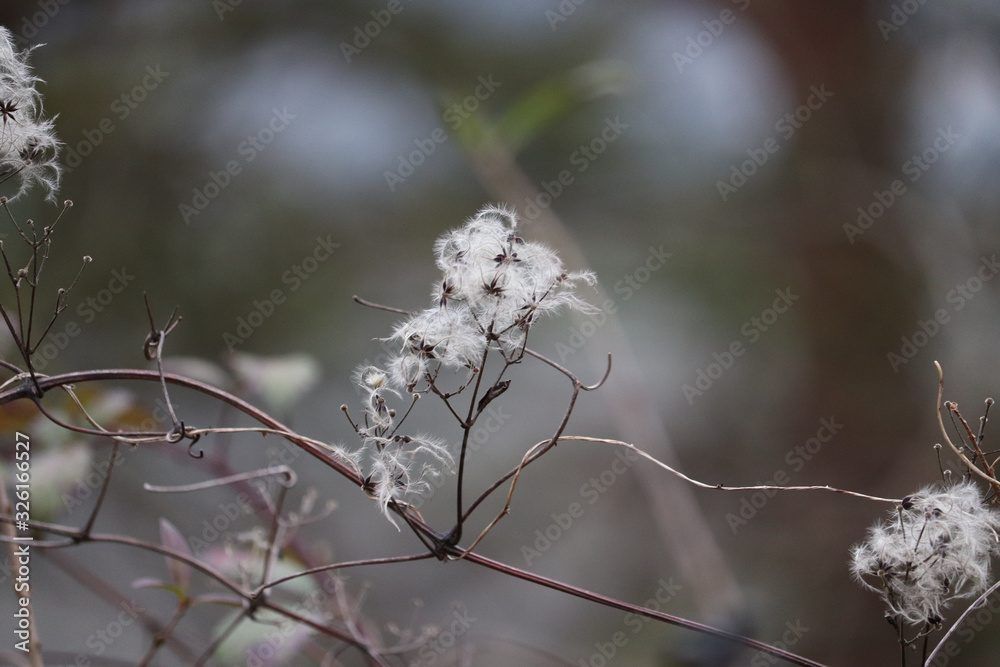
159 517 192 595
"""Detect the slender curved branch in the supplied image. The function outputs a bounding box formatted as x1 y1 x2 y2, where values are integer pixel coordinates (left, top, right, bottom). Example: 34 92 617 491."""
0 518 247 598
457 548 827 667
934 361 1000 492
255 553 434 595
0 367 831 667
561 436 901 503
144 465 297 494
352 295 417 316
0 516 386 662
0 368 363 487
923 579 1000 666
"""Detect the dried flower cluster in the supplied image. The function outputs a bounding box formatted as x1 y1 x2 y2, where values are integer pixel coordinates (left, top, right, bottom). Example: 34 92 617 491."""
0 27 60 199
850 481 1000 627
348 205 596 524
388 205 596 390
348 364 452 525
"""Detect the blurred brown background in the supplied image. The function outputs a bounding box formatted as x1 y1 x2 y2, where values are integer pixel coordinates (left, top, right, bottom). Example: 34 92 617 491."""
1 0 999 665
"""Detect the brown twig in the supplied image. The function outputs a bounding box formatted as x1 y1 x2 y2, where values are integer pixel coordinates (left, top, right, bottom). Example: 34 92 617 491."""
934 362 1000 496
0 364 832 667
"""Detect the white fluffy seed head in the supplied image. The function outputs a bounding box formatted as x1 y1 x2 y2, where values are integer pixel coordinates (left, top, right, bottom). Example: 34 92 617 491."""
0 28 61 200
850 481 1000 626
352 205 598 525
390 205 597 391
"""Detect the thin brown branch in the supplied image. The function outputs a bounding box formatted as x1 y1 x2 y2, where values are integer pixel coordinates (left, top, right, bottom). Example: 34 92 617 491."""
0 364 834 667
81 439 120 536
0 516 384 661
144 465 296 494
255 553 434 594
40 549 201 663
0 368 364 486
136 599 190 667
947 401 995 479
457 548 827 667
193 609 248 667
352 294 417 316
923 579 1000 666
561 436 902 503
934 362 1000 495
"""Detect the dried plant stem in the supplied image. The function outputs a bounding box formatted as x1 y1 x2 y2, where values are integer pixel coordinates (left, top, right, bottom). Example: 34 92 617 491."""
0 368 830 667
451 346 491 543
923 578 1000 666
143 465 296 493
136 599 190 667
255 553 434 595
193 610 247 666
0 517 390 665
457 434 900 559
562 436 902 503
457 548 828 667
41 549 200 662
934 361 1000 494
468 140 744 617
0 368 364 485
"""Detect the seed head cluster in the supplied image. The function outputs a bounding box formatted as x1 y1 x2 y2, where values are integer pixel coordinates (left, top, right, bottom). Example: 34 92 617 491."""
0 27 60 200
850 481 1000 627
349 365 452 526
388 205 596 390
349 205 596 524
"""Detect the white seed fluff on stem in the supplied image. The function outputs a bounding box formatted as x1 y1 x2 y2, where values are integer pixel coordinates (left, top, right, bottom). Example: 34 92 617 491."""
850 481 1000 626
353 205 598 525
390 205 596 390
0 27 61 200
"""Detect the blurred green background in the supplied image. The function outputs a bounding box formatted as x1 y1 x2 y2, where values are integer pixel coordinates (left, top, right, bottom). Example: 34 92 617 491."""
1 0 1000 665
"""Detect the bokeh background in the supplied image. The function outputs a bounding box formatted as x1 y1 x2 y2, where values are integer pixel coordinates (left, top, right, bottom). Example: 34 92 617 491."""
1 0 1000 665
